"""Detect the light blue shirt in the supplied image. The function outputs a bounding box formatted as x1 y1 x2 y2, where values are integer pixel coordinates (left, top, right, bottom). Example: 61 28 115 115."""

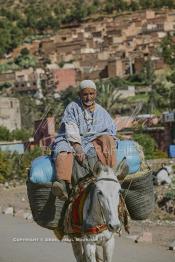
52 99 117 158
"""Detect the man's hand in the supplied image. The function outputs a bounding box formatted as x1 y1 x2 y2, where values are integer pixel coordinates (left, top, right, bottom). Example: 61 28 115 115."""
72 143 85 163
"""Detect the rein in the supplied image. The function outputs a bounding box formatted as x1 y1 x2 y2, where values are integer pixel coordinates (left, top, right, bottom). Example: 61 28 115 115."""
97 191 106 225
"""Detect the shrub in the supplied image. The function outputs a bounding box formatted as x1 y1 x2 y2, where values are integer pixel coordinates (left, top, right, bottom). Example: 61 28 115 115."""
0 146 42 182
133 133 157 159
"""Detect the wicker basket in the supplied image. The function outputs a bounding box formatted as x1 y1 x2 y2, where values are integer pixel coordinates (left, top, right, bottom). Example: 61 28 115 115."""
121 170 155 220
26 179 65 230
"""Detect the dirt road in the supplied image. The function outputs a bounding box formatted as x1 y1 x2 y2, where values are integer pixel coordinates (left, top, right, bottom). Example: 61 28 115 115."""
0 214 174 262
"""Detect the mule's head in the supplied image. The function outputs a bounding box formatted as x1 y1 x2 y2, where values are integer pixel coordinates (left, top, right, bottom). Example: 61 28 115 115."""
93 161 122 233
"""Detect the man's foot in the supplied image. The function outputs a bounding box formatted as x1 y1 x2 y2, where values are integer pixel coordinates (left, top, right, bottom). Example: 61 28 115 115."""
52 181 68 201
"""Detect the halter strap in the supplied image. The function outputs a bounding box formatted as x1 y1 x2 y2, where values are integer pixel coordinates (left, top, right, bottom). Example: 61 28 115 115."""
95 177 119 184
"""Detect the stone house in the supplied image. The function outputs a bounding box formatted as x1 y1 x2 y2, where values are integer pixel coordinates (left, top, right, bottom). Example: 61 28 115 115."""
0 72 15 85
39 39 55 55
53 68 76 92
0 97 21 131
14 68 44 93
108 59 124 78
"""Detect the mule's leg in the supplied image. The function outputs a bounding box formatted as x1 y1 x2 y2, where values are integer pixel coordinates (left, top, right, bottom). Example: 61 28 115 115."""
71 241 84 262
83 242 96 262
103 235 115 262
96 246 103 262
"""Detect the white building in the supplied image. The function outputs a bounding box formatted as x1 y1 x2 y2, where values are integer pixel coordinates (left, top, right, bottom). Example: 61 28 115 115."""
0 97 21 131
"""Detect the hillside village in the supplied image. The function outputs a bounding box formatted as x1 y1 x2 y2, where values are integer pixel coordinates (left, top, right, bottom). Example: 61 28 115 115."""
0 9 175 158
0 9 175 93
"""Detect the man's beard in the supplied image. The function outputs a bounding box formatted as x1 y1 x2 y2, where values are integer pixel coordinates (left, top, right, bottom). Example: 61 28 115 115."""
82 100 94 107
82 100 96 112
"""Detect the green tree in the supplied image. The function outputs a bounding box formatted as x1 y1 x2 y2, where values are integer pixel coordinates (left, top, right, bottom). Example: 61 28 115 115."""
0 82 11 90
104 0 128 13
63 0 88 23
59 86 79 108
96 80 125 116
0 17 23 56
17 146 42 179
140 58 155 85
161 35 175 66
0 147 42 182
20 47 29 56
138 0 154 9
147 80 173 112
147 89 159 114
0 27 11 56
113 0 128 11
11 129 32 141
153 0 174 8
133 133 157 159
10 26 23 49
14 54 37 69
0 151 13 182
129 1 140 11
166 71 175 110
0 126 12 141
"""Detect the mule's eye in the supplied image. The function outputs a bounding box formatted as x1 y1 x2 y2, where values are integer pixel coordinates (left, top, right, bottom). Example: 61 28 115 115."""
119 188 124 194
98 191 103 196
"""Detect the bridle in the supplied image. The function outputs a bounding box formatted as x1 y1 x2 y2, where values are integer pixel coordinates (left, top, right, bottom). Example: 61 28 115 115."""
95 177 119 184
94 176 120 225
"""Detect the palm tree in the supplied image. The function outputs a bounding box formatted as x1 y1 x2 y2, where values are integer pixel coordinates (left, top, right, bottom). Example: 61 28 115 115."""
147 89 159 114
96 80 125 116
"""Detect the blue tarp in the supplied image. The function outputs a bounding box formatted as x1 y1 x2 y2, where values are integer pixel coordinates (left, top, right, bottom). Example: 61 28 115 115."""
117 140 141 174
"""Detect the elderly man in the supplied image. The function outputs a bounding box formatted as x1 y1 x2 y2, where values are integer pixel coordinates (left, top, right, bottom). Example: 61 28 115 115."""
52 80 117 199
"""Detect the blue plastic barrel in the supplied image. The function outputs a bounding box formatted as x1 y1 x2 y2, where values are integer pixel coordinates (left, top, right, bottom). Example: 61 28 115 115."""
169 145 175 158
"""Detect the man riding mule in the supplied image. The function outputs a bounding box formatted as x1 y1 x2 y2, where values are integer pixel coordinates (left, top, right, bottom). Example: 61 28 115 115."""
51 80 130 260
52 79 118 200
27 79 131 261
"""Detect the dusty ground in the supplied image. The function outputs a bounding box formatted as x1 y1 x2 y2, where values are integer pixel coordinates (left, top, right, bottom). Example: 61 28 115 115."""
0 183 174 249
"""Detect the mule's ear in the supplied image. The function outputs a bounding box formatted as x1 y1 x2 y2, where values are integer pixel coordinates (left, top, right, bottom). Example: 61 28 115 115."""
93 160 103 176
115 157 129 180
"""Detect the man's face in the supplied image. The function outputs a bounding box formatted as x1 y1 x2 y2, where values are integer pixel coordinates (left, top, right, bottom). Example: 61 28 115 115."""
79 88 97 107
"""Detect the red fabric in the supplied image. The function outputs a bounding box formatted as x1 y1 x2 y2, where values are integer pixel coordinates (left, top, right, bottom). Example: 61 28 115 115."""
70 188 107 235
72 190 84 225
85 224 107 234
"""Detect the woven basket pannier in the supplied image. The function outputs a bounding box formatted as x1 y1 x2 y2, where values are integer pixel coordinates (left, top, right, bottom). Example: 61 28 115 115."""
121 170 154 220
26 179 65 230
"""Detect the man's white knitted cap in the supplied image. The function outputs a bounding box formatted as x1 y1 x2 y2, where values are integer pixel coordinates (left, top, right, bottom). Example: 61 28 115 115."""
80 80 96 90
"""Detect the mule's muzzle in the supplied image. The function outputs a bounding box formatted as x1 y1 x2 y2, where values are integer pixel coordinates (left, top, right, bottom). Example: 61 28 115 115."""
108 223 121 232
